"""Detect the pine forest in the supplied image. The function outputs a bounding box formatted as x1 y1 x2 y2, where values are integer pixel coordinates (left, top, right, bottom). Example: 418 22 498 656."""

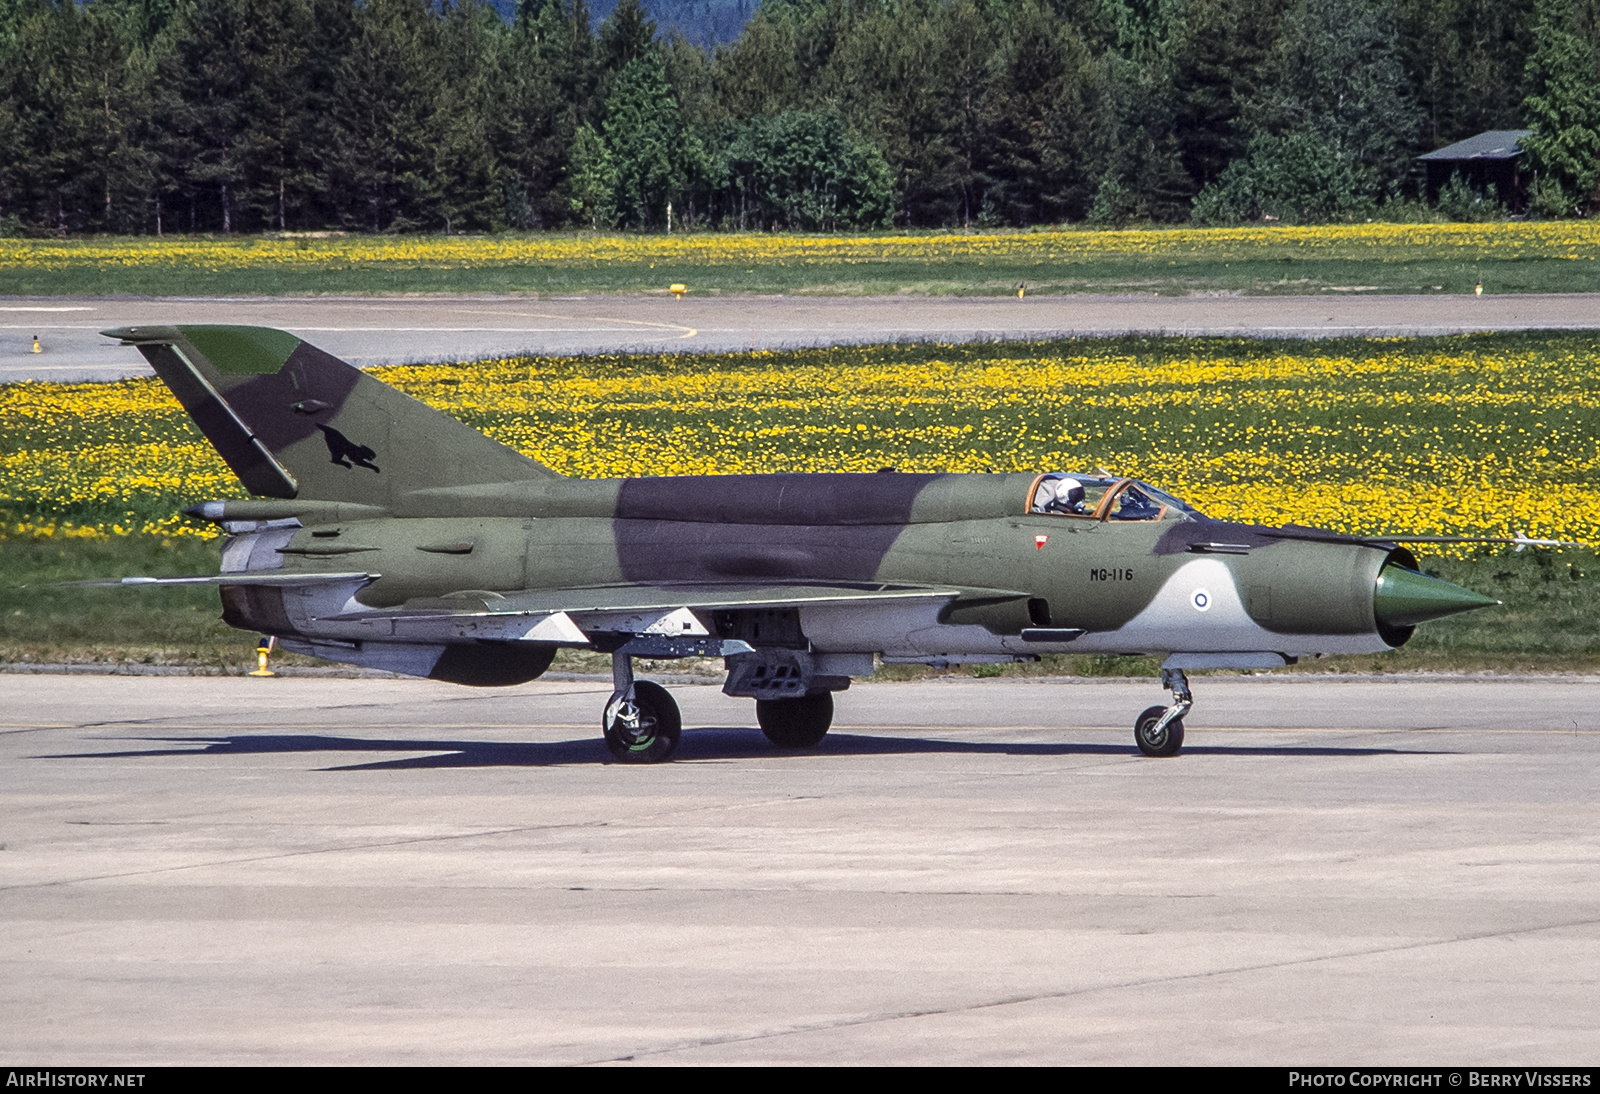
2 0 1599 236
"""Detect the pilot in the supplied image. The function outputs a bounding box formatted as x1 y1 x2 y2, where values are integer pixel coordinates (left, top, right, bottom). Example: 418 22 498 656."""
1041 479 1086 514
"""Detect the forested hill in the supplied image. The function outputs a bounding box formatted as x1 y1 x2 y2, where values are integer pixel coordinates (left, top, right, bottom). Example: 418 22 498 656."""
481 0 756 44
587 0 756 44
1 0 1597 237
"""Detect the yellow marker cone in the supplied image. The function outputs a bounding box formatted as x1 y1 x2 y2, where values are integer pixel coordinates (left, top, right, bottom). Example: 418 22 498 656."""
248 636 277 677
670 283 687 300
31 336 41 353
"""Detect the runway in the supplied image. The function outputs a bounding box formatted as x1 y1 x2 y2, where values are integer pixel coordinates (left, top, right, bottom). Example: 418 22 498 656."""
6 291 1600 382
3 672 1596 1064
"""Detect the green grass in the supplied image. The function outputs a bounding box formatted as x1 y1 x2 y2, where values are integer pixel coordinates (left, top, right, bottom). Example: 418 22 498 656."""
0 257 1569 297
4 225 1600 296
1 535 264 668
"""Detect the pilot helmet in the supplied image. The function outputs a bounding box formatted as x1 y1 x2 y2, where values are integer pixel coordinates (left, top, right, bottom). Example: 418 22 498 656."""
1061 482 1086 510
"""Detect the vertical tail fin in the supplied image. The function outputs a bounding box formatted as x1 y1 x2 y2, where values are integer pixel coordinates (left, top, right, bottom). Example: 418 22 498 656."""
105 325 559 506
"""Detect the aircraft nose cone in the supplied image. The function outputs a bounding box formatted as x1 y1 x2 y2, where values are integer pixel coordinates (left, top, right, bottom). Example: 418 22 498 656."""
1374 564 1499 628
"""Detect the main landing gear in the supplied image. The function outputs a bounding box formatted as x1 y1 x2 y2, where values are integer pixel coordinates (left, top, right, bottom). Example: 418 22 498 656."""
600 654 839 762
1134 667 1191 758
603 653 681 763
756 692 834 749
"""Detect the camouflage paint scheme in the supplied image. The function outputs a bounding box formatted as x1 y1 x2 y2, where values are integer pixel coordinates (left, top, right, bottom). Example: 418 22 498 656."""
102 325 1496 752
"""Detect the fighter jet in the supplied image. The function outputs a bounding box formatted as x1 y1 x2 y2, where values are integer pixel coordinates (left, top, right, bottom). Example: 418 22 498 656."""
93 324 1511 760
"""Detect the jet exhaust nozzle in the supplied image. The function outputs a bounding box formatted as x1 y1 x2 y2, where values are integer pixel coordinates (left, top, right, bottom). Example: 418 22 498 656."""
1374 564 1499 629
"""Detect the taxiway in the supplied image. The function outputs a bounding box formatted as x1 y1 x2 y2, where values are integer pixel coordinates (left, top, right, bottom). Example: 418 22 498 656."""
5 291 1600 381
2 672 1596 1064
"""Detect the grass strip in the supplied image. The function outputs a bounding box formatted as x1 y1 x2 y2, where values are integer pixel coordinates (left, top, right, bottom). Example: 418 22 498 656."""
7 332 1597 544
4 222 1600 296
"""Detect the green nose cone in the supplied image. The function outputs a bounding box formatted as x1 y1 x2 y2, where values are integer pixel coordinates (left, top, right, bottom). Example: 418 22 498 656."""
1375 564 1499 628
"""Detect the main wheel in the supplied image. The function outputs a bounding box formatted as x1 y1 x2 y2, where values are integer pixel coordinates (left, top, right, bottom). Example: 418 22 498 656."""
1134 704 1184 757
604 680 681 763
756 692 834 749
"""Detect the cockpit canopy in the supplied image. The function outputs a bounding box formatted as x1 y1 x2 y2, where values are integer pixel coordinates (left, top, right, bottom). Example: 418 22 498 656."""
1029 473 1200 522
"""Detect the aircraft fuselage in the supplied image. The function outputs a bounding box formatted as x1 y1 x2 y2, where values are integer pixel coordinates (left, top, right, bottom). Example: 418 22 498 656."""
207 471 1410 674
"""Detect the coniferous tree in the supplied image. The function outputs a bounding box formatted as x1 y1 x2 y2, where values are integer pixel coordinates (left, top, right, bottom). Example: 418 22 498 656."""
1399 0 1537 150
0 1 154 232
433 0 503 231
232 0 325 231
602 53 700 228
827 0 957 225
495 0 596 227
331 0 443 231
661 27 719 132
1522 0 1600 214
936 0 995 226
567 121 616 226
1169 0 1286 196
979 0 1098 224
102 0 182 47
158 0 256 232
1085 0 1191 223
77 4 156 231
705 0 805 121
1265 0 1422 193
0 2 82 229
1196 0 1422 221
1090 54 1190 222
598 0 656 100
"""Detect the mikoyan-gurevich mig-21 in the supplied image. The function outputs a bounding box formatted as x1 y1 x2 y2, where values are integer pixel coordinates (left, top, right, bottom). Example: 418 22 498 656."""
91 324 1537 761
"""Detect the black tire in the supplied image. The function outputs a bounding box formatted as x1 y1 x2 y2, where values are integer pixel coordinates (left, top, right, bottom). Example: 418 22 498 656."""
1134 704 1184 757
756 692 834 749
603 680 681 763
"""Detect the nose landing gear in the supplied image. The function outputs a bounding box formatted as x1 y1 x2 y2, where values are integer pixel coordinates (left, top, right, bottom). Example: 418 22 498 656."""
1134 667 1191 757
603 653 681 763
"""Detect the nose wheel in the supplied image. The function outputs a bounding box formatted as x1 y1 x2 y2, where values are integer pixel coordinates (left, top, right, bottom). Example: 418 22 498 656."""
603 654 681 762
1134 667 1191 757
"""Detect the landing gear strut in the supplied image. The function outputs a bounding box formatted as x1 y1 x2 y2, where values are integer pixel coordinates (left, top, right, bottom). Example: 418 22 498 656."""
1134 667 1191 757
603 653 681 763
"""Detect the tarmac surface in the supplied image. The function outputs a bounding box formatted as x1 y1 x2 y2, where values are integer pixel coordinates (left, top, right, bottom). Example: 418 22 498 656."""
3 672 1597 1064
6 291 1600 381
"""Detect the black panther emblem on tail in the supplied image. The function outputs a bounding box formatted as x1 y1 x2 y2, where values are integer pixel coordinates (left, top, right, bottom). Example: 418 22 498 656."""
316 424 380 472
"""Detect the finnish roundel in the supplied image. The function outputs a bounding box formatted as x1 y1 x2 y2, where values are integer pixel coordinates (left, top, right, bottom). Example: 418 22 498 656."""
1191 588 1212 612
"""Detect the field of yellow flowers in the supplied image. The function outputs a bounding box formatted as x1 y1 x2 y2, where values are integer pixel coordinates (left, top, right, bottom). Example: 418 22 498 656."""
3 332 1596 551
3 222 1598 295
8 221 1600 270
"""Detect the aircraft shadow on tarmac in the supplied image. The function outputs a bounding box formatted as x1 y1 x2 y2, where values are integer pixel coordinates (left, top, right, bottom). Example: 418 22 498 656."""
41 728 1443 770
